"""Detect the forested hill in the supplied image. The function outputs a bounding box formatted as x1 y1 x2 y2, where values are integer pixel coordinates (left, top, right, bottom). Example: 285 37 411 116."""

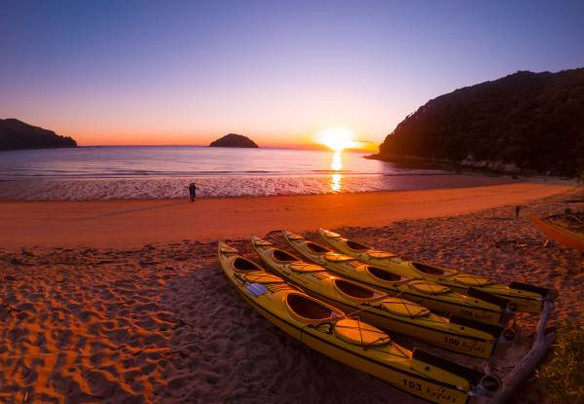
376 68 584 176
0 119 77 150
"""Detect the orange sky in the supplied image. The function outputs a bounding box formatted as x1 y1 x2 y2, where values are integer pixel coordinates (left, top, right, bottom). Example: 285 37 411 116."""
44 118 383 151
3 2 582 151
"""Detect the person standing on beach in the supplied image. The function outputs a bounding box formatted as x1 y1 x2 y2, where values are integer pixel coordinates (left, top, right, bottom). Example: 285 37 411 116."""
188 182 197 202
515 205 521 219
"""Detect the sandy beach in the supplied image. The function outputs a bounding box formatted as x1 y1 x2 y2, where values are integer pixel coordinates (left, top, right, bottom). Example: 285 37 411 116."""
0 182 571 249
1 182 582 403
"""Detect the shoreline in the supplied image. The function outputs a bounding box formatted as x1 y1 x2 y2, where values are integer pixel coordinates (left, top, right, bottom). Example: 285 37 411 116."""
0 182 572 249
0 172 520 201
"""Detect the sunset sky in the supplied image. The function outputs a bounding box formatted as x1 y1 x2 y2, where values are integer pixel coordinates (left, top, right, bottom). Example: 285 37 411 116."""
1 1 583 149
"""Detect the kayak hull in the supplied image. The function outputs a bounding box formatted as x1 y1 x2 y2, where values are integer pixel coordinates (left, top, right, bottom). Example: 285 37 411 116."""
240 290 470 404
317 228 546 314
531 216 584 251
285 232 511 325
218 241 493 404
258 233 504 358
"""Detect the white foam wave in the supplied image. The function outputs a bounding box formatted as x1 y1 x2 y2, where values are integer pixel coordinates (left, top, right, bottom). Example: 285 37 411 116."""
0 174 511 201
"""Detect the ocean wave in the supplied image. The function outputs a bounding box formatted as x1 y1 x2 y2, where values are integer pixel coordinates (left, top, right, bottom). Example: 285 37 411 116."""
0 174 511 201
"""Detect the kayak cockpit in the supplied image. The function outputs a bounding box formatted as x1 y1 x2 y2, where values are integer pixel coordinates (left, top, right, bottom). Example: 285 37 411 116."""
305 242 331 253
366 266 403 282
346 240 371 251
334 279 385 301
233 257 263 272
411 262 456 276
286 293 342 324
272 249 299 263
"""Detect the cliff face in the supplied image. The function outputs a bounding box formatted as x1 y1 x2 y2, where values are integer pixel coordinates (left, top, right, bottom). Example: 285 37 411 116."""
0 119 77 150
209 133 259 148
377 68 584 175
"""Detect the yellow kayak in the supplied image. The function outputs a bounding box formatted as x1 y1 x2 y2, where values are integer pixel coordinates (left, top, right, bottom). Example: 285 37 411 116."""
318 228 549 313
254 234 514 358
279 231 514 325
218 241 501 404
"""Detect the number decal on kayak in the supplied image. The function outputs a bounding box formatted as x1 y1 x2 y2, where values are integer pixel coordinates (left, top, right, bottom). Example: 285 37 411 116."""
402 379 458 403
402 378 422 391
443 336 460 346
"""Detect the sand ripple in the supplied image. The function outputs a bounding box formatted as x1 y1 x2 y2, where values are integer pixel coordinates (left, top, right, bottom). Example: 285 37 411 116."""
1 189 582 403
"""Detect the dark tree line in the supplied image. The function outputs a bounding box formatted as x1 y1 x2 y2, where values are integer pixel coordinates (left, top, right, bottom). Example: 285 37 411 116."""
0 119 77 150
378 68 584 176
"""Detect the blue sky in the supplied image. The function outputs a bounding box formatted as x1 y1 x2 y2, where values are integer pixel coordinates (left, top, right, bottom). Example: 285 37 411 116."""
1 0 583 147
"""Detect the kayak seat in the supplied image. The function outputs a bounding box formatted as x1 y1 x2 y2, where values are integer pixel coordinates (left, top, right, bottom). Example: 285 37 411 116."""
325 252 355 262
334 279 385 301
411 262 450 276
289 262 325 273
286 293 341 324
452 274 492 287
408 280 451 295
306 242 330 253
366 266 402 282
346 240 370 251
244 271 285 284
334 319 390 346
366 250 398 259
381 297 430 318
273 249 299 263
233 257 262 272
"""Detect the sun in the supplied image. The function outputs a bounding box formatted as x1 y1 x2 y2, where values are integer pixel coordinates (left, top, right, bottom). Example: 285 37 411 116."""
317 128 358 152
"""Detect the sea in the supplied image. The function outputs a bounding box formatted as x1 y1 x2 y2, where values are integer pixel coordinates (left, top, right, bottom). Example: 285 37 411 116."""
0 146 511 201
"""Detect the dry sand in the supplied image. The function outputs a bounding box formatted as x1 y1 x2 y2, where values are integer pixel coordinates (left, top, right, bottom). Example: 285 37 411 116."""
0 183 582 403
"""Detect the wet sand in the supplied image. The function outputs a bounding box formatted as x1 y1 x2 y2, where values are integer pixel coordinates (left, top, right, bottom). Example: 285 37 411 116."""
0 183 582 403
0 183 571 249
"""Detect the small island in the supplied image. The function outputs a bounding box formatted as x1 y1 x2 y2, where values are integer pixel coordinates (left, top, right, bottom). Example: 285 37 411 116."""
0 118 77 151
209 133 259 148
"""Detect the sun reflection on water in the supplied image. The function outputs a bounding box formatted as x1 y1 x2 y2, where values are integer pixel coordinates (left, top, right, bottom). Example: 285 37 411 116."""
332 151 342 171
330 151 342 192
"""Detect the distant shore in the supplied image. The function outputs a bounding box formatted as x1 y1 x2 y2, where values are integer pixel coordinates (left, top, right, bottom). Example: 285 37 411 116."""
0 183 571 249
366 153 581 178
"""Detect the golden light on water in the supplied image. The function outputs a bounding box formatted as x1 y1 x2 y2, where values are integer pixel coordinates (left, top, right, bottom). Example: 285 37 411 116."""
331 173 341 192
330 150 342 192
332 151 342 171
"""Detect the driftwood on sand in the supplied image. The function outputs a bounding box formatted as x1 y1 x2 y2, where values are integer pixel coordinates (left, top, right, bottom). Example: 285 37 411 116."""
489 297 555 404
